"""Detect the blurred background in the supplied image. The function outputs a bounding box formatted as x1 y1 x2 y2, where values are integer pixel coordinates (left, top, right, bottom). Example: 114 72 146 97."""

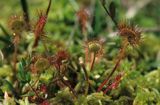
0 0 160 104
0 0 159 71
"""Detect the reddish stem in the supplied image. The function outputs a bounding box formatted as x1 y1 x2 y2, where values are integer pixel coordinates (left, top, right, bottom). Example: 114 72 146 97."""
97 45 126 92
97 56 122 92
103 84 112 94
60 77 77 98
90 52 96 71
33 0 52 48
28 83 41 99
13 43 18 72
12 36 20 80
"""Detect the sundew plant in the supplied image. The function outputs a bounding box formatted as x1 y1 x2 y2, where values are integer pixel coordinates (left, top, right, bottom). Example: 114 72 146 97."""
0 0 160 105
